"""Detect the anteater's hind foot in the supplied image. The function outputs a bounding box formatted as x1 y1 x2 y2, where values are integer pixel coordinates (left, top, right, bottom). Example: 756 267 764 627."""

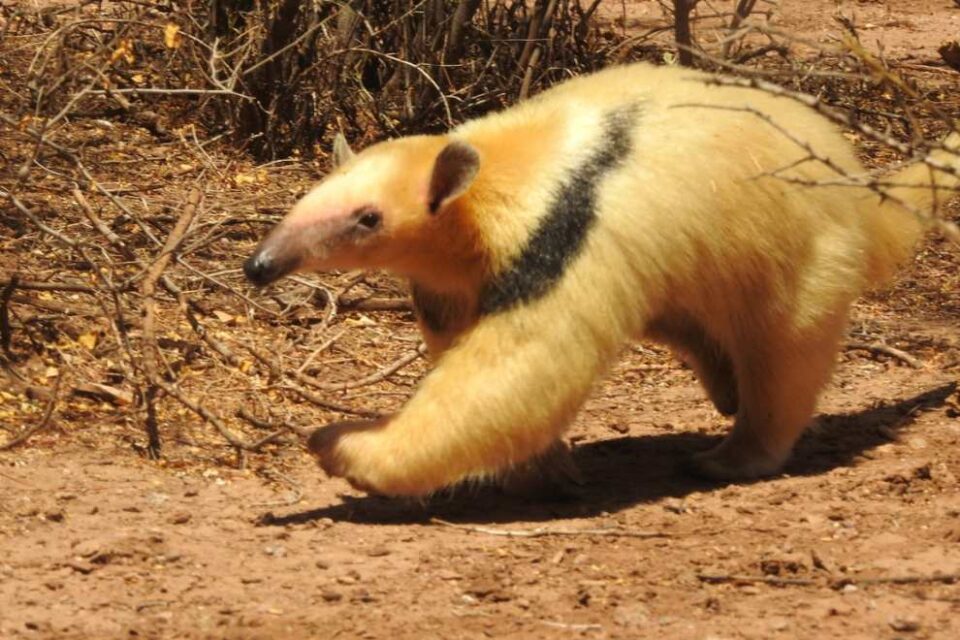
687 430 790 481
686 312 847 481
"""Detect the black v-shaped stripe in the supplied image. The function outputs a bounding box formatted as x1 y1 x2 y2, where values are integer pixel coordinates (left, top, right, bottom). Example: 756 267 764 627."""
478 103 642 315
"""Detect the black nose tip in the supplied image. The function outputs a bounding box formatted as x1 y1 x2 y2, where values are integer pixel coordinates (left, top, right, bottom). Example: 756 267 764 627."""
243 252 275 286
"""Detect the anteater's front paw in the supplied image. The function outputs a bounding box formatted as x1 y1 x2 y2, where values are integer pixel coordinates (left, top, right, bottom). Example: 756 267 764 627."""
307 420 391 495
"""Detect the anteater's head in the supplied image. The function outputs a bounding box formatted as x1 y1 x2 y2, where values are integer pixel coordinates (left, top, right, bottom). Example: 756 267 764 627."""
243 134 482 288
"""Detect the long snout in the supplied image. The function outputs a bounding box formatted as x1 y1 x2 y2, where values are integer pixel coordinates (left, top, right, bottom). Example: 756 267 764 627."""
243 225 303 287
244 185 370 286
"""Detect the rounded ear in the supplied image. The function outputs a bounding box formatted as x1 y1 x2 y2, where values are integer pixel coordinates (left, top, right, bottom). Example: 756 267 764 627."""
428 140 480 214
332 132 356 168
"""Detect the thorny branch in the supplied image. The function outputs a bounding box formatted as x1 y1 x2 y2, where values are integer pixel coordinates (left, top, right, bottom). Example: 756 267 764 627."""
671 101 960 243
699 75 960 184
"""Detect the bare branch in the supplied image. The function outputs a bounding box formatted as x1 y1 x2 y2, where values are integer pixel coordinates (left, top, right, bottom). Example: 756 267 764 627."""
140 188 203 456
0 373 62 451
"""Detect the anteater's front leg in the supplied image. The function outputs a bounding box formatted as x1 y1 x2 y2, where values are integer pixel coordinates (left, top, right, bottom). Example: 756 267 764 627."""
308 422 583 497
307 307 618 497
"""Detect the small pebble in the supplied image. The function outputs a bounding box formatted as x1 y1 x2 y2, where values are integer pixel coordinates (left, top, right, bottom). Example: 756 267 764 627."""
889 617 920 633
320 590 343 602
169 512 192 525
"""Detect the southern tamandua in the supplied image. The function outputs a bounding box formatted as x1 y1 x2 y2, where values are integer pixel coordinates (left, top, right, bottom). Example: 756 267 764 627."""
243 62 960 497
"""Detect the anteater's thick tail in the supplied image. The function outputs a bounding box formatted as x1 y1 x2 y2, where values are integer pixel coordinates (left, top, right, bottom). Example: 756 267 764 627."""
864 131 960 284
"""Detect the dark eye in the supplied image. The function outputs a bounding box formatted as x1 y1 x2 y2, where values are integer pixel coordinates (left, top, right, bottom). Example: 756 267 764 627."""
355 209 382 230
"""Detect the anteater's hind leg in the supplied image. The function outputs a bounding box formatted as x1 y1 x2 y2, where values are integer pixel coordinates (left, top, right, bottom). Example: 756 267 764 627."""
684 333 739 417
690 310 847 480
647 316 739 416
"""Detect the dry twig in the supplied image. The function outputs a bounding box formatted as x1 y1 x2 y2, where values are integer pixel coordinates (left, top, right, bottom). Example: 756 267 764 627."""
0 373 62 451
0 275 17 358
430 518 669 540
698 572 960 588
845 341 923 369
298 347 424 393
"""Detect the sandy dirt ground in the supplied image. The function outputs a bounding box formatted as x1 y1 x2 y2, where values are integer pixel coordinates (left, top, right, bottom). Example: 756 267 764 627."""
3 340 960 639
2 1 960 639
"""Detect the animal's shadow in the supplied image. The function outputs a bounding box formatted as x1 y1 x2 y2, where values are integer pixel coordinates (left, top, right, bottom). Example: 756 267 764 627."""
259 382 955 527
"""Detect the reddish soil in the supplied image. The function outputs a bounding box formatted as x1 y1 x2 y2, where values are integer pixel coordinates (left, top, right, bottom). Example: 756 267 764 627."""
2 1 960 639
3 340 960 639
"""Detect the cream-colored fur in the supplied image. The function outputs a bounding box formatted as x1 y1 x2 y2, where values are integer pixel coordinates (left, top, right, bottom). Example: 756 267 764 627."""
247 63 960 497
